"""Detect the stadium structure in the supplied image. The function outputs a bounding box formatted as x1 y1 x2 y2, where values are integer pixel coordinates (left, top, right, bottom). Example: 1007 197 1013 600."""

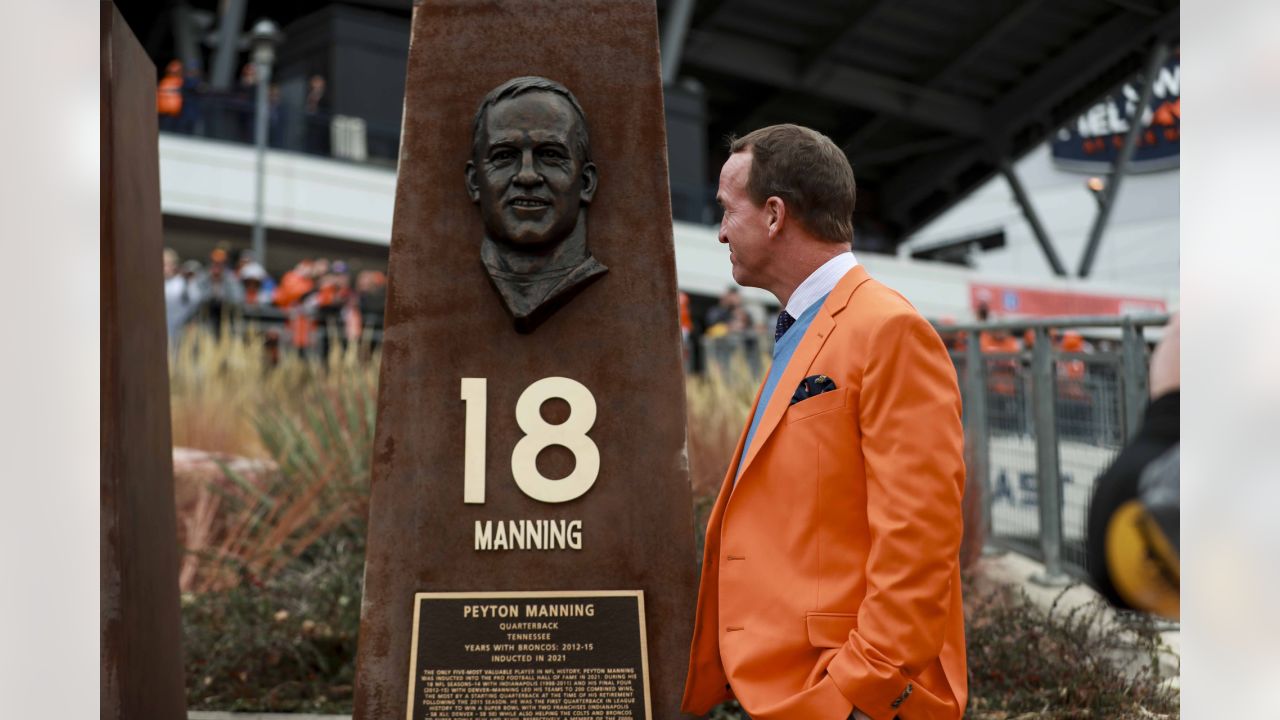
121 0 1179 325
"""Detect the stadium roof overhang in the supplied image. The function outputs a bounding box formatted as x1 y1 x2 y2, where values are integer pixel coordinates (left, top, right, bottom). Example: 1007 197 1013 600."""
658 0 1180 252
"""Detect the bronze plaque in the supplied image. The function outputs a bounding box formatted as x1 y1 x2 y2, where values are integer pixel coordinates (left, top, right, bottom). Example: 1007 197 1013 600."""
406 591 651 720
352 2 697 718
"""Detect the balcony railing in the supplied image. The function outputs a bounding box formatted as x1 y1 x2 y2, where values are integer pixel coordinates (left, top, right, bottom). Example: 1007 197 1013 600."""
159 92 401 165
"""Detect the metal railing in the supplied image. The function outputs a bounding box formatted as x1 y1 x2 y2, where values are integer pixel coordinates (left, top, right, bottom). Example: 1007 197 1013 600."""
940 314 1170 584
698 332 772 378
177 302 386 359
160 93 402 165
691 313 1171 584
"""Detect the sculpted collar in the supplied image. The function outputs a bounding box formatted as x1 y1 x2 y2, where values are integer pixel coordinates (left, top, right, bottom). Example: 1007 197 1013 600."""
480 237 608 333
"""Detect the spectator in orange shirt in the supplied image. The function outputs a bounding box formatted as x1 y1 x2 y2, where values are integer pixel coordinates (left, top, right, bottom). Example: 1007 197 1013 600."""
276 260 318 349
678 290 693 369
275 260 317 308
1058 332 1088 384
975 302 1023 432
976 303 1020 353
1055 331 1096 441
157 60 183 131
312 262 353 354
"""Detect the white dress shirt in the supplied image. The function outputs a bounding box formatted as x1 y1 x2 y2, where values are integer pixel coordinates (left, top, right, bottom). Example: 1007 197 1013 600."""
784 251 859 319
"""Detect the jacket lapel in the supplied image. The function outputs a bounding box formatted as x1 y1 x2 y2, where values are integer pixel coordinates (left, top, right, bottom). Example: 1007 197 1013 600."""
734 266 871 483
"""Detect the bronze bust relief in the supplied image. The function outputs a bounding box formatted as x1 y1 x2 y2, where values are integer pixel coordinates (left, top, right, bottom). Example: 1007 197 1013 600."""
466 76 608 333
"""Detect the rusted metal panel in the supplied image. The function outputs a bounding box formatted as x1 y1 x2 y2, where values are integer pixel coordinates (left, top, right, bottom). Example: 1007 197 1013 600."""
101 3 187 718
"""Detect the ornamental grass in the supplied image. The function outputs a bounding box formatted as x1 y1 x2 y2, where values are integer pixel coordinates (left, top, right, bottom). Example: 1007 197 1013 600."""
170 331 1177 717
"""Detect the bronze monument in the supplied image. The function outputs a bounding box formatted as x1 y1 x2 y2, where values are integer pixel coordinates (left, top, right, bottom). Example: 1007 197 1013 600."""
353 1 697 718
466 76 607 333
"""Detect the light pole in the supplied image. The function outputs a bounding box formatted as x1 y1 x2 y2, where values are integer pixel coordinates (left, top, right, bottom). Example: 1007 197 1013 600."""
249 18 282 270
1086 176 1106 210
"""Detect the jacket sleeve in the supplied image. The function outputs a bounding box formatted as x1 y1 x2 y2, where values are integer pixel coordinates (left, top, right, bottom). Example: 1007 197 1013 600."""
825 311 965 719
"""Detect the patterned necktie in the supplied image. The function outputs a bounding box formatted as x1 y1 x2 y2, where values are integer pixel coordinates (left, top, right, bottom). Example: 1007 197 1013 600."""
774 310 796 341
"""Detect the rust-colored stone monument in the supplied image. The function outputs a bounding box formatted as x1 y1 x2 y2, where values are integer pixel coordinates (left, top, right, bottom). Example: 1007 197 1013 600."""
353 2 697 718
100 3 187 719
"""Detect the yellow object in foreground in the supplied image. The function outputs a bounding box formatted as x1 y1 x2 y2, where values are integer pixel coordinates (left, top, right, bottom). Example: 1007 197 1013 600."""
1106 500 1180 620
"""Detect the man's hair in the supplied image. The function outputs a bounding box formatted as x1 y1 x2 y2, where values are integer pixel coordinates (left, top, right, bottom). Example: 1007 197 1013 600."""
728 124 855 244
472 76 591 162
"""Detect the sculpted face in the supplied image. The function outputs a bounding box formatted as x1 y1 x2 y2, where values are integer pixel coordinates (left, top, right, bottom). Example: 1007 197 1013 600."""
467 91 597 248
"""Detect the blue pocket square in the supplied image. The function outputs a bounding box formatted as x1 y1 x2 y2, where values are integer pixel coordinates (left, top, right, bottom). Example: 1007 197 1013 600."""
790 374 837 405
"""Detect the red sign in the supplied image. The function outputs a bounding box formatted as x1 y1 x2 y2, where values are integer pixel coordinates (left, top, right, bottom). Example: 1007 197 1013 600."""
970 283 1166 317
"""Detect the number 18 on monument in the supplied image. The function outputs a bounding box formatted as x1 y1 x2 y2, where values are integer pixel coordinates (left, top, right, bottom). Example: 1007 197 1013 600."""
462 377 599 551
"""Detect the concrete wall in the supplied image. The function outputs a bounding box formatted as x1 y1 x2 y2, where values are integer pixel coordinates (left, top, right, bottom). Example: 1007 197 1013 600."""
159 134 395 249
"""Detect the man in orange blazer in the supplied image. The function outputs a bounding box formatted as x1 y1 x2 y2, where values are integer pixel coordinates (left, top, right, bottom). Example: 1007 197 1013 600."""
683 125 967 720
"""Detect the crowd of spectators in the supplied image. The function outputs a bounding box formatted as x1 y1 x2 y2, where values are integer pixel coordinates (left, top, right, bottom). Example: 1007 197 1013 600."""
937 302 1104 439
157 59 332 155
163 245 388 355
699 287 770 375
702 287 767 341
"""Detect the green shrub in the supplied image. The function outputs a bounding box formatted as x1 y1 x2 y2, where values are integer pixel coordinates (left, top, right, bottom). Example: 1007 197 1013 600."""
183 532 363 712
962 579 1178 719
177 329 375 709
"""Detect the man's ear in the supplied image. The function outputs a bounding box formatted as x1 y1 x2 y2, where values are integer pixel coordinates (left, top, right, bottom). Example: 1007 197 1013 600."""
765 196 786 239
465 161 480 203
579 162 598 204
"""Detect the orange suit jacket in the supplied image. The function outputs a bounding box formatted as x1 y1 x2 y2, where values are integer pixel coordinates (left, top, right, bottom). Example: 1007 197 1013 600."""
683 266 967 720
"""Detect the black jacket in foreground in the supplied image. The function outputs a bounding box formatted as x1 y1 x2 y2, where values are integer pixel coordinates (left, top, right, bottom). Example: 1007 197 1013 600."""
1085 390 1180 608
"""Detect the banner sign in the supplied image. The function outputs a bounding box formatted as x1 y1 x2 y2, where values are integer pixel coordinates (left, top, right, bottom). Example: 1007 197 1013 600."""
1051 52 1180 174
970 283 1166 318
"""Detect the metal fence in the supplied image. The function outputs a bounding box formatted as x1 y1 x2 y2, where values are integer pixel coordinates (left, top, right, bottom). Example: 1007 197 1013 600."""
942 315 1169 584
178 303 386 359
692 313 1170 584
698 332 771 378
160 94 402 165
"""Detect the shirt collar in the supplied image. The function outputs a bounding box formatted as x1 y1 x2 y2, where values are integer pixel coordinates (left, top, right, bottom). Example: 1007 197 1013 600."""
784 251 858 319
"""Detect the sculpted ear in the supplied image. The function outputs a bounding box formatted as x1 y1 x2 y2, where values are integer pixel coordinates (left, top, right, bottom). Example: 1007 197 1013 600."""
579 162 598 204
765 196 786 239
465 161 480 203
